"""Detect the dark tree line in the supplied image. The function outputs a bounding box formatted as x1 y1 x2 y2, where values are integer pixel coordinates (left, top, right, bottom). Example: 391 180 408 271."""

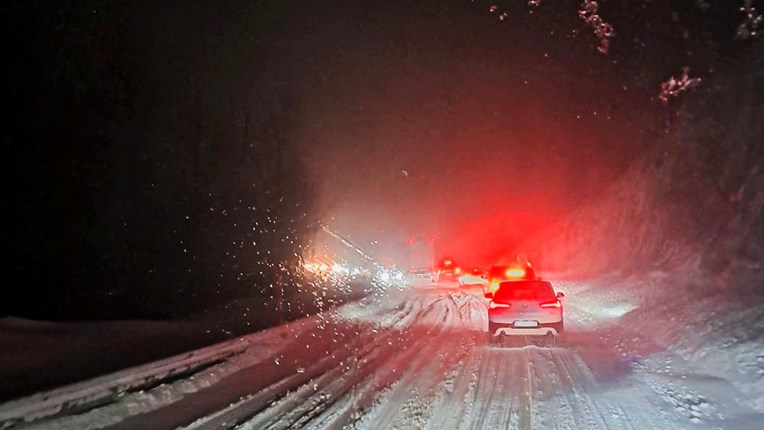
3 1 317 319
519 1 762 291
590 0 763 281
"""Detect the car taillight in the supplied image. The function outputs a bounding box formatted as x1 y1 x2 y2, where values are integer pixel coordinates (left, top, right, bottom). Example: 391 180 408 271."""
540 300 561 308
489 301 510 309
455 267 462 274
505 268 525 277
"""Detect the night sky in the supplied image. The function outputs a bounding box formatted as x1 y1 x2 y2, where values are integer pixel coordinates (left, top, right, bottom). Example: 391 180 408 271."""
269 0 698 266
2 0 759 318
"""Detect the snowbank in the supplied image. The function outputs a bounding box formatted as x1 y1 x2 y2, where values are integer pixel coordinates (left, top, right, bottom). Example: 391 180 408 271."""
521 88 763 411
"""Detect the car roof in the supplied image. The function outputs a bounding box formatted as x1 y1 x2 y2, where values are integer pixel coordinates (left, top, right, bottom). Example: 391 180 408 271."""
497 279 551 286
495 279 554 294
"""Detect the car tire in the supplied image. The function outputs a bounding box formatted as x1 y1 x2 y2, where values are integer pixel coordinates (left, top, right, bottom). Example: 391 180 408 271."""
551 321 564 335
488 321 501 336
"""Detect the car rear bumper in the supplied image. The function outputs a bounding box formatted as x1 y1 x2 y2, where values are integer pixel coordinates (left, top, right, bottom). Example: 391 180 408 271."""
489 321 561 336
492 327 559 336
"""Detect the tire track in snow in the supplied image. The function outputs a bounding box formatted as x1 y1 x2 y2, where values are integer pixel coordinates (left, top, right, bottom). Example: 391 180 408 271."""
306 290 479 430
421 333 484 430
236 291 461 430
465 343 509 429
232 295 438 430
351 292 460 429
315 295 460 430
13 283 717 430
120 295 429 430
528 345 682 430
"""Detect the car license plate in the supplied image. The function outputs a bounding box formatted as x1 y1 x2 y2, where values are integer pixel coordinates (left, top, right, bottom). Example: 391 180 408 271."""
513 320 538 328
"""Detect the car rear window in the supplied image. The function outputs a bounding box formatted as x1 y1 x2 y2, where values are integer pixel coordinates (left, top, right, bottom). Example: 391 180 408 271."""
494 281 555 302
488 265 535 279
488 266 509 277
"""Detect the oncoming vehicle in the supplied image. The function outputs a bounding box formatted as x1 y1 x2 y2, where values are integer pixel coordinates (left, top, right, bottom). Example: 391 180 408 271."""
436 257 461 282
487 280 565 345
483 262 537 297
458 268 487 287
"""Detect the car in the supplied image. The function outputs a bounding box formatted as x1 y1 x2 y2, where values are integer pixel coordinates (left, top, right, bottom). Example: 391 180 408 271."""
458 268 487 287
436 257 461 282
487 280 565 345
408 267 437 283
483 262 537 297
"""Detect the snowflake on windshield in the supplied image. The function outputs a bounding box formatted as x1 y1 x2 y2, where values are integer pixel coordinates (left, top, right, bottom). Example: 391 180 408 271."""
736 0 762 40
578 0 614 54
658 67 702 105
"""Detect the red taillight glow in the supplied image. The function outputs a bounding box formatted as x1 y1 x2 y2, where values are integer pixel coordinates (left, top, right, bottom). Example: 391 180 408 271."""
455 267 462 274
505 268 525 277
489 301 510 309
540 300 561 308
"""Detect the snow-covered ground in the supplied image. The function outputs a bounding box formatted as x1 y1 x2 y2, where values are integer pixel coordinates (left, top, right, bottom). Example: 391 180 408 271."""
1 279 761 430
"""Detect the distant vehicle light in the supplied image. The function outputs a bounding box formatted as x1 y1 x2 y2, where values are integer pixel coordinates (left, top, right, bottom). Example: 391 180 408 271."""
489 281 500 294
332 263 349 274
454 267 462 274
443 259 452 266
505 268 525 278
489 301 510 309
540 300 561 308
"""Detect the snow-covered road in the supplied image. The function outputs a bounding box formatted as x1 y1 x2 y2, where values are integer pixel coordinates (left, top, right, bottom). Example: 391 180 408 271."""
1 282 760 430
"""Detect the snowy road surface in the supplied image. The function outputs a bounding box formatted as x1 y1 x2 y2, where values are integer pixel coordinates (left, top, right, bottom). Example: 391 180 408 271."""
1 281 761 430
